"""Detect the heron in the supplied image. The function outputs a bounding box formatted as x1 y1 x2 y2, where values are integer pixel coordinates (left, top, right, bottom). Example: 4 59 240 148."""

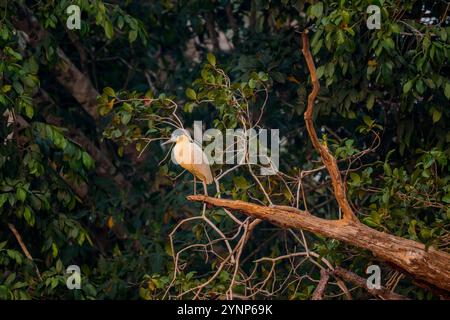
162 130 213 195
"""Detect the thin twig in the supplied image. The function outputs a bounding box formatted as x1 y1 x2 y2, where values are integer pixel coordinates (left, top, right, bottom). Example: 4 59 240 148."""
7 223 42 280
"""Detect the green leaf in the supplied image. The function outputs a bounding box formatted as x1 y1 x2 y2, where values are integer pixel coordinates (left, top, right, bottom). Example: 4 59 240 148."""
350 172 360 184
383 162 392 176
104 20 114 39
184 102 196 113
432 109 442 123
103 87 115 97
442 194 450 203
233 176 249 189
186 88 197 100
56 260 63 273
25 104 34 119
13 81 23 94
117 16 124 29
2 85 11 93
7 250 22 264
363 217 379 227
16 188 26 202
128 30 138 43
5 273 16 286
439 28 447 41
341 10 350 24
23 206 32 225
363 115 374 127
336 29 345 45
112 129 122 138
50 278 58 289
0 193 8 208
52 243 58 258
366 93 375 110
444 82 450 99
84 283 97 297
206 52 216 66
391 23 401 34
403 80 413 93
310 2 323 18
422 169 430 178
382 38 395 50
82 152 94 169
422 35 431 50
420 228 431 240
121 112 131 125
186 271 196 280
316 65 325 79
415 80 425 94
5 47 22 60
423 78 435 89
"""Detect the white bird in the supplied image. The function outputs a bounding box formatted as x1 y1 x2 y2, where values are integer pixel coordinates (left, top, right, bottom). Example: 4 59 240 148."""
162 130 213 195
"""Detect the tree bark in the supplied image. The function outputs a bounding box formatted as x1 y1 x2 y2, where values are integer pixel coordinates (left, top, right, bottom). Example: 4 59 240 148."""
188 195 450 293
311 269 330 300
301 30 357 222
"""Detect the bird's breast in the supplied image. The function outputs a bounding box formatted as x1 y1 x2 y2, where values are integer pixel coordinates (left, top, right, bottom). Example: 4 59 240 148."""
174 143 194 169
173 141 213 184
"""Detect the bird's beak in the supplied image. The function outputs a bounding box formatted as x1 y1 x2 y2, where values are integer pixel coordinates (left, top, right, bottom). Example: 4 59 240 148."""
161 139 173 146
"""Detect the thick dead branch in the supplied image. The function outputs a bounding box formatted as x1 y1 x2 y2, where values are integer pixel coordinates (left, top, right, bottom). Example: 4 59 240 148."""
187 195 450 293
301 31 357 222
333 267 409 300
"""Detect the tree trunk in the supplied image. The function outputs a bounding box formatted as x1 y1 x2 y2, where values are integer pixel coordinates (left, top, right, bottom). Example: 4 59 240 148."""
13 5 100 120
13 4 143 163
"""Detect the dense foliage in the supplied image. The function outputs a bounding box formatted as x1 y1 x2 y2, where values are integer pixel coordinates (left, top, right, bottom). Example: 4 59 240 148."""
0 0 449 299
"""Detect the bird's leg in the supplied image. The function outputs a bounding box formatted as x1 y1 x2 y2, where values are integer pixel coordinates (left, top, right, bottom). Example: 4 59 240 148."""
194 175 197 195
201 179 210 216
202 180 208 196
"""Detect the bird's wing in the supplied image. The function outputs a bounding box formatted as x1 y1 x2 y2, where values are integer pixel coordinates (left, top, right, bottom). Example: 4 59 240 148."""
191 142 214 184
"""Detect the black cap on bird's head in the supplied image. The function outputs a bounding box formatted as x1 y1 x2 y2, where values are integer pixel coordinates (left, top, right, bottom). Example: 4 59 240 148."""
161 128 191 145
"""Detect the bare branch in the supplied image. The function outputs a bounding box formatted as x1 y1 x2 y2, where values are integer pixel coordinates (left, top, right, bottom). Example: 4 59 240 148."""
8 223 42 280
333 267 409 300
312 269 330 300
301 31 358 222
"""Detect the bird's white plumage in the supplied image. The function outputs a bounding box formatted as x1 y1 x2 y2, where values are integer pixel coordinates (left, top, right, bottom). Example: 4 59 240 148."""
172 135 213 184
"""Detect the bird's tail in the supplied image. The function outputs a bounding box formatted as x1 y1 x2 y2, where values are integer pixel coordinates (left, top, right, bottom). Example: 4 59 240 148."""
205 171 214 185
